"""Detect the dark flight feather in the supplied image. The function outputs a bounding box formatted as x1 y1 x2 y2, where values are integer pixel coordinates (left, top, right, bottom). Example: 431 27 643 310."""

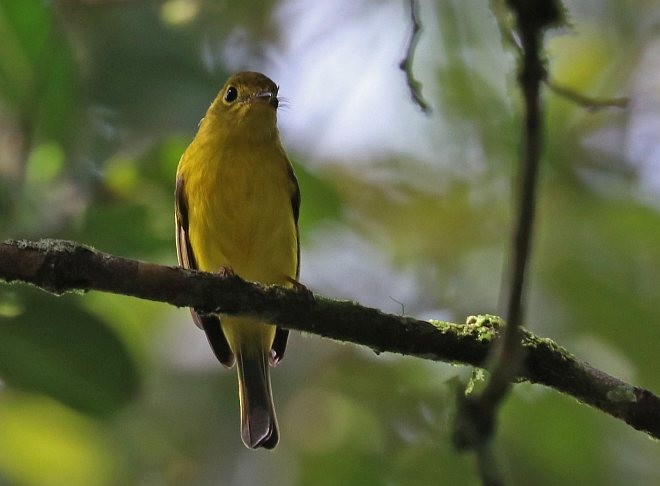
175 176 235 367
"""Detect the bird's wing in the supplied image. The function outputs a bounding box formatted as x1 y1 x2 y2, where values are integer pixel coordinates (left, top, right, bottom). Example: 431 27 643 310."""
270 164 301 366
176 176 235 367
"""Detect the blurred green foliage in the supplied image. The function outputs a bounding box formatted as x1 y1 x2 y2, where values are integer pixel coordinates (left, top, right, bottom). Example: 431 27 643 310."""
0 287 138 416
0 0 659 485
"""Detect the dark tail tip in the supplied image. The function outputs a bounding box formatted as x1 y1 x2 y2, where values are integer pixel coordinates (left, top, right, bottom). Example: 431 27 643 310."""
241 404 278 449
260 426 278 449
238 351 279 449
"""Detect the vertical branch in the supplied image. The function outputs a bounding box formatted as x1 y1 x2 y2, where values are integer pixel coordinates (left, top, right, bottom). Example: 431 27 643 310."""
481 0 546 411
454 2 562 484
475 442 505 486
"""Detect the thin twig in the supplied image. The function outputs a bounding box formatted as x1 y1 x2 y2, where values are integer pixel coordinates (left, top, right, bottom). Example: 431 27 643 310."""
1 239 659 440
399 0 431 114
490 0 628 113
546 79 629 110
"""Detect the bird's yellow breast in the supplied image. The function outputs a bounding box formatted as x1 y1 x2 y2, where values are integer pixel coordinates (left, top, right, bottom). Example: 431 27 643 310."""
178 124 298 287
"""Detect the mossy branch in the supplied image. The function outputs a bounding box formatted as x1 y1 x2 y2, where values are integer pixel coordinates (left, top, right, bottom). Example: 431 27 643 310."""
0 238 659 440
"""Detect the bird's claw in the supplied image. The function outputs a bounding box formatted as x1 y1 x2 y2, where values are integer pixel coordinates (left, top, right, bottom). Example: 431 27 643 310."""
285 276 310 294
216 266 236 278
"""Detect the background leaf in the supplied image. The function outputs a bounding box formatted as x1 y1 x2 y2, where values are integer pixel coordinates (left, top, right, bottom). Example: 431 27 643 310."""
0 287 139 416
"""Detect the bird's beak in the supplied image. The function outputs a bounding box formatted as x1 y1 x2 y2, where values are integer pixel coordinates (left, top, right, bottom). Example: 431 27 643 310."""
253 91 279 109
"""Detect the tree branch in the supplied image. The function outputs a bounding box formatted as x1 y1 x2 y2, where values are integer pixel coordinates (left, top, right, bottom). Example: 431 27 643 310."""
0 238 658 440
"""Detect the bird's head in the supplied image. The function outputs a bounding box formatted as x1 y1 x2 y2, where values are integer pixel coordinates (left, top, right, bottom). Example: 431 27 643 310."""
209 71 280 134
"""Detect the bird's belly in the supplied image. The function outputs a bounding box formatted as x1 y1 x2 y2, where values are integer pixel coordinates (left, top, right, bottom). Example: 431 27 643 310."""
190 181 297 285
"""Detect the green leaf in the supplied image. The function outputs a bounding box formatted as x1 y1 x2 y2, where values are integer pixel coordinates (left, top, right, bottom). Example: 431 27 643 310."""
25 142 64 184
0 287 139 416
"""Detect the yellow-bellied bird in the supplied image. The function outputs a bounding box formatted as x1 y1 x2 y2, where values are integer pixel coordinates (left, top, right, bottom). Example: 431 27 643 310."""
175 72 300 449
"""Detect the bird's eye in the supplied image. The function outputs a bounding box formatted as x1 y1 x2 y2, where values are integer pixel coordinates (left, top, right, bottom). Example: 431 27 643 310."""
224 86 238 103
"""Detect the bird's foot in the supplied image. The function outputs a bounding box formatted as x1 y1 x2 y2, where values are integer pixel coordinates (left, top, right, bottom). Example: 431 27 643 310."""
285 276 313 297
216 266 236 278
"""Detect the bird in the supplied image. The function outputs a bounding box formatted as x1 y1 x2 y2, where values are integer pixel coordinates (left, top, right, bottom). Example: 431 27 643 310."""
175 71 300 449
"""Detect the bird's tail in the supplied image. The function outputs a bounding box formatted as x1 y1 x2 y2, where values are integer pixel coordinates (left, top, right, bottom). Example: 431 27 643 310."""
236 348 279 449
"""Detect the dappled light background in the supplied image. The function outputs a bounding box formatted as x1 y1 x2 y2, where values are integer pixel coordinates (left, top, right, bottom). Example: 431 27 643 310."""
0 0 659 484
